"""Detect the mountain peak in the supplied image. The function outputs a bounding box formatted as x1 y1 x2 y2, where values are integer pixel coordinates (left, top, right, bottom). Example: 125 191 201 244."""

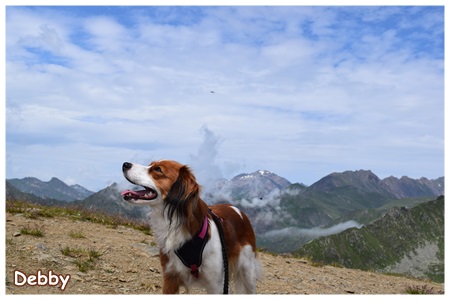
311 169 382 193
342 169 379 179
233 170 287 181
233 170 270 180
7 177 94 202
203 169 292 203
49 177 66 184
257 170 272 176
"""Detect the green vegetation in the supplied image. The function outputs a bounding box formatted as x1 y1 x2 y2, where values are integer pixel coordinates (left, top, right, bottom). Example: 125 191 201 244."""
404 285 444 295
293 196 444 283
20 225 45 237
68 230 86 239
7 199 154 274
61 246 102 272
278 184 394 230
6 199 152 236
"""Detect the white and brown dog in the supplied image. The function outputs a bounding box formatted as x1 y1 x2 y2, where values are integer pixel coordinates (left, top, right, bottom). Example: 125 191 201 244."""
121 160 260 294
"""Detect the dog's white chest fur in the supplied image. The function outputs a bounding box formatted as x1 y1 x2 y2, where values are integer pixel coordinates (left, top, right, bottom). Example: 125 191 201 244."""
149 207 192 254
150 208 225 292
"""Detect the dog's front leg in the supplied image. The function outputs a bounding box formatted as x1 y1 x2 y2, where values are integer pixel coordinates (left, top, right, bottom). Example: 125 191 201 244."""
162 272 182 294
160 251 182 294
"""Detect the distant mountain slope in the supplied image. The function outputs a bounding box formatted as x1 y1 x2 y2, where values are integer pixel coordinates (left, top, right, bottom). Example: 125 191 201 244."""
72 183 150 220
310 170 444 199
382 176 444 198
310 170 387 194
231 170 291 198
199 169 445 254
204 169 292 203
7 177 94 202
5 181 67 207
278 183 393 228
293 196 444 283
276 170 444 230
5 180 148 221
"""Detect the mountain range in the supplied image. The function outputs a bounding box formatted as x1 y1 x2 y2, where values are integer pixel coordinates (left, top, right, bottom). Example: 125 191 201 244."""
310 170 444 199
5 169 444 284
6 170 444 252
202 169 443 231
7 177 94 202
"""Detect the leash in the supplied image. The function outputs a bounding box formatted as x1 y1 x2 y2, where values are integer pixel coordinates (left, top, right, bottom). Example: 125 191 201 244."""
209 209 229 294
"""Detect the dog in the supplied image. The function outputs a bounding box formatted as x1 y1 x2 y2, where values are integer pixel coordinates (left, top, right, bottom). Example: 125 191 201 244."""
121 160 261 294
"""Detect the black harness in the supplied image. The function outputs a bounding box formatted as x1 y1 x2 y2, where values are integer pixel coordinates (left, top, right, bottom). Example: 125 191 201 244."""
174 216 209 278
174 210 229 294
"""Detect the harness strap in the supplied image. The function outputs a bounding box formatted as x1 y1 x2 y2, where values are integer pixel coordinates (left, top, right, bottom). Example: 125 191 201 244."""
174 216 209 277
190 217 208 278
173 212 229 295
198 215 208 239
190 264 199 278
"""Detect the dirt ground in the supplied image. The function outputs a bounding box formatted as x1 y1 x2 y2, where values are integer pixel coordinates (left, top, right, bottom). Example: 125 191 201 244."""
5 212 444 295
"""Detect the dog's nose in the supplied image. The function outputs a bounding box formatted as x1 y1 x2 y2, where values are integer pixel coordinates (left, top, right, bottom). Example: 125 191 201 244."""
122 162 132 172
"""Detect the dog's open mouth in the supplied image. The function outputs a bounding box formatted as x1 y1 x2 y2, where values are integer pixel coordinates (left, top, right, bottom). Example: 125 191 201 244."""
121 187 158 201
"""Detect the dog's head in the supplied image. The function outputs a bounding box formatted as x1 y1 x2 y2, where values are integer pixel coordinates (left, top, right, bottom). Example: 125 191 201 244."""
121 160 202 227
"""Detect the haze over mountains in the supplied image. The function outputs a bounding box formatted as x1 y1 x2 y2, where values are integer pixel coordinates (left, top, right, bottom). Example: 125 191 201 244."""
7 169 443 238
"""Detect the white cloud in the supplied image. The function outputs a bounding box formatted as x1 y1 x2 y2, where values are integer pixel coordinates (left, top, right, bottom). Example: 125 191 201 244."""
262 220 364 240
5 6 444 190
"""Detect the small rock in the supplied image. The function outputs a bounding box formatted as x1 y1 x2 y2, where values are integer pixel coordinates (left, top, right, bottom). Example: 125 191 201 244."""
35 242 48 251
298 260 308 264
72 275 83 282
12 231 21 237
35 253 53 263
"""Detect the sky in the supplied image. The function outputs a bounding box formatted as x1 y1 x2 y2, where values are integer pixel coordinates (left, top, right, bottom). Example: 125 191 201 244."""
4 3 445 192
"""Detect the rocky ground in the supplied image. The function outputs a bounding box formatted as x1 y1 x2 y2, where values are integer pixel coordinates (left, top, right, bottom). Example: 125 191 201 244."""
5 211 444 295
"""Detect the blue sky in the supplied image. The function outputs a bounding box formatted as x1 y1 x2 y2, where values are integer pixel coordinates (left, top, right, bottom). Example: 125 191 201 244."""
4 5 445 192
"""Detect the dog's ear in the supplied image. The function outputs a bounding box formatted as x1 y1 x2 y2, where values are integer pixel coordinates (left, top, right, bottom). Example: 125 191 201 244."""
164 165 201 228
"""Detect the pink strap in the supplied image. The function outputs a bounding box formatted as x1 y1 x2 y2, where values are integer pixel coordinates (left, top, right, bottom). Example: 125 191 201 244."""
198 216 208 239
190 265 199 278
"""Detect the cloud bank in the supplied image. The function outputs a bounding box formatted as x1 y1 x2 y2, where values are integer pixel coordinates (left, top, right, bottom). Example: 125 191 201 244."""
5 6 444 191
262 221 364 240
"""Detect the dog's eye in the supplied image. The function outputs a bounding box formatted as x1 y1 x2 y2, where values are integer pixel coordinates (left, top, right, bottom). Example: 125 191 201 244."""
154 166 163 173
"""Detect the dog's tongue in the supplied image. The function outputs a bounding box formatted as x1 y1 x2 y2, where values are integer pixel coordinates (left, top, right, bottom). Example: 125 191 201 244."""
121 189 147 197
121 188 157 200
